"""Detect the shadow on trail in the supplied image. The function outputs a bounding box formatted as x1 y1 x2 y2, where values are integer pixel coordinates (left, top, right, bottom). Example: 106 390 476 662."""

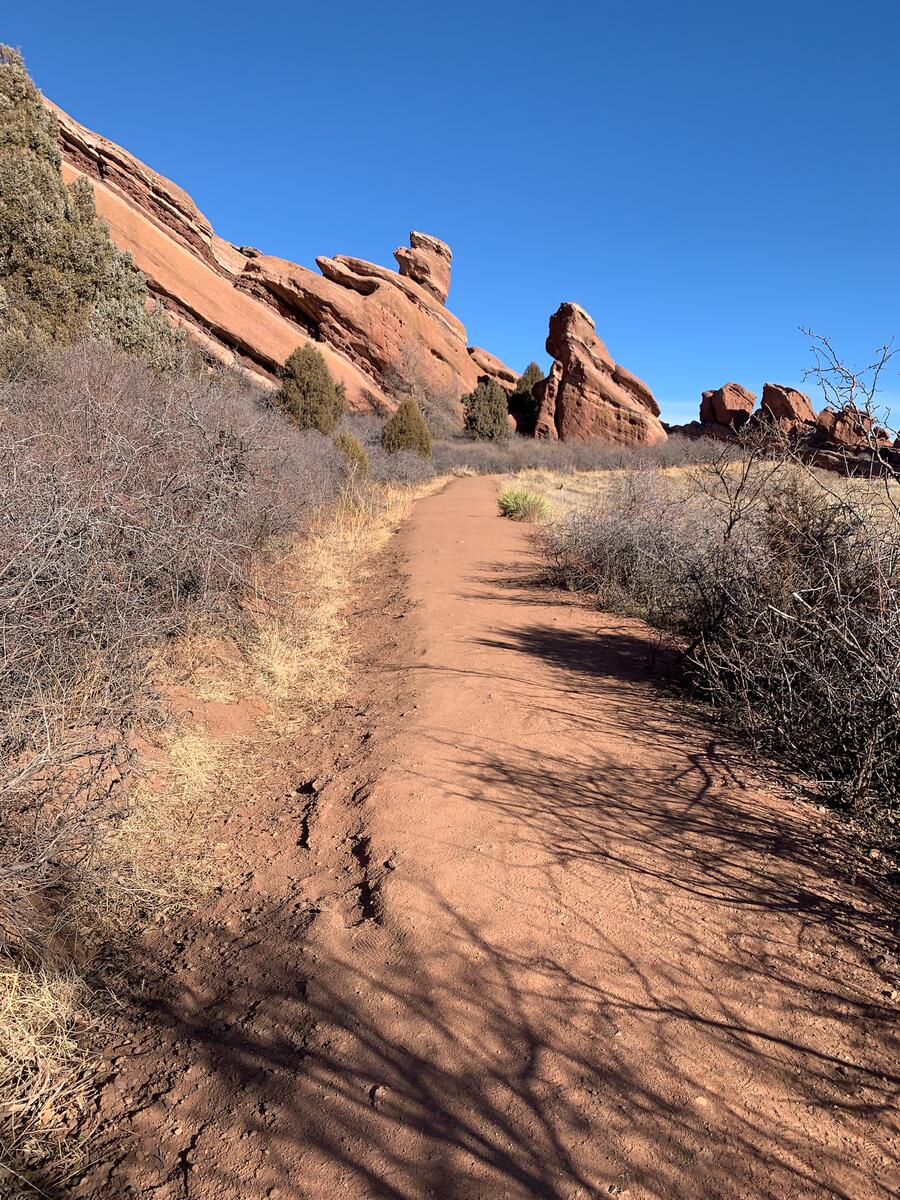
131 869 897 1200
121 640 898 1197
96 550 898 1199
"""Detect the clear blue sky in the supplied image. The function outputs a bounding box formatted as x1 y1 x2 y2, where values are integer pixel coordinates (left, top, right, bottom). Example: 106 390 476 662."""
7 1 899 422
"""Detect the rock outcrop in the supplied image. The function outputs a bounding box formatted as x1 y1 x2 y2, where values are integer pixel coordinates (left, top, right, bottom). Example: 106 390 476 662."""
532 303 666 445
393 232 452 303
814 406 875 449
699 383 757 431
668 375 899 477
466 346 519 393
760 382 817 427
47 98 514 416
238 249 485 412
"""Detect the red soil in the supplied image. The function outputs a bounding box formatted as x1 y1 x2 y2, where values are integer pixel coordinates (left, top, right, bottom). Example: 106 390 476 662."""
78 476 898 1199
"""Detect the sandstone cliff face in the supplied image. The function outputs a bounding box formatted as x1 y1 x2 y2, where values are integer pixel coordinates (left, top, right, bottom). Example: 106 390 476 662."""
238 250 483 412
48 99 513 414
533 303 666 445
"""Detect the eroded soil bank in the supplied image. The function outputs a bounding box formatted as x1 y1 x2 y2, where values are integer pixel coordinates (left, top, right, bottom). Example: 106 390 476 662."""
79 476 897 1200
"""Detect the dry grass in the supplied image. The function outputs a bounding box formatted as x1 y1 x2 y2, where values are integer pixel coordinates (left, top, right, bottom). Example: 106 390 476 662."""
0 966 93 1198
72 732 245 952
250 481 442 735
514 465 695 520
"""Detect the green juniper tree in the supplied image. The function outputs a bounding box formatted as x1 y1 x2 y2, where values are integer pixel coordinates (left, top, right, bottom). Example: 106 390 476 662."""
0 46 177 360
381 396 432 458
507 361 544 435
462 376 511 442
276 344 346 433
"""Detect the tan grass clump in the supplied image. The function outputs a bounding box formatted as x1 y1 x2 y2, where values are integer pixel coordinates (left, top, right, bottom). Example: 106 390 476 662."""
0 965 94 1196
497 486 550 522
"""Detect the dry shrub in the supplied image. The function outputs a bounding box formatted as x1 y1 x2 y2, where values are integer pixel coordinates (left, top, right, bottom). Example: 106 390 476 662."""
342 411 718 483
333 428 369 477
431 431 719 476
343 414 436 484
544 442 900 824
0 340 344 1191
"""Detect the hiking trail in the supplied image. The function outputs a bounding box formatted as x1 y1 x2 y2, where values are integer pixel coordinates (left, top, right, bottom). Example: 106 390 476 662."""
80 475 897 1200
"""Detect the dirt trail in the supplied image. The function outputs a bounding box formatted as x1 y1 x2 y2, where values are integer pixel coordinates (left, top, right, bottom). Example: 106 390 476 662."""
81 475 897 1200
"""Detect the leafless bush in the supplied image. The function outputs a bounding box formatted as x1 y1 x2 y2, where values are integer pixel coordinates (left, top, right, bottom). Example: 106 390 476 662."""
434 430 725 474
0 341 345 1188
342 413 435 483
544 439 900 823
1 339 343 843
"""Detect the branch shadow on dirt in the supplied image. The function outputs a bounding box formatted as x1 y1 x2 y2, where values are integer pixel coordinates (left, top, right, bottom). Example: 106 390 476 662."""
110 614 898 1199
84 551 897 1199
119 859 897 1200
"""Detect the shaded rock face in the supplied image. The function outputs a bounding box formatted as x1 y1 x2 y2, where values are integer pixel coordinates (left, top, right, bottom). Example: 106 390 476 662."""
760 383 817 426
815 406 874 449
48 100 514 415
699 383 757 430
393 232 451 303
532 303 666 445
466 346 519 393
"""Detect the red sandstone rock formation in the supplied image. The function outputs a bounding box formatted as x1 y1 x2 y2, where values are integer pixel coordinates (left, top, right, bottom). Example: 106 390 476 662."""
532 304 666 445
815 406 875 448
699 383 757 429
238 250 484 413
466 346 519 393
760 383 817 427
394 232 452 303
47 99 514 416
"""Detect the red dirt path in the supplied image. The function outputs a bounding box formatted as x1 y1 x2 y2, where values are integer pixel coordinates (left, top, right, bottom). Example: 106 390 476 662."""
80 475 897 1199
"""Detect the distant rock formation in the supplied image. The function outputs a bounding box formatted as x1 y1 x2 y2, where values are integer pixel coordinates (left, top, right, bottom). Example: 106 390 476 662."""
699 383 757 433
760 383 817 428
532 303 666 445
47 98 514 416
668 376 900 476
